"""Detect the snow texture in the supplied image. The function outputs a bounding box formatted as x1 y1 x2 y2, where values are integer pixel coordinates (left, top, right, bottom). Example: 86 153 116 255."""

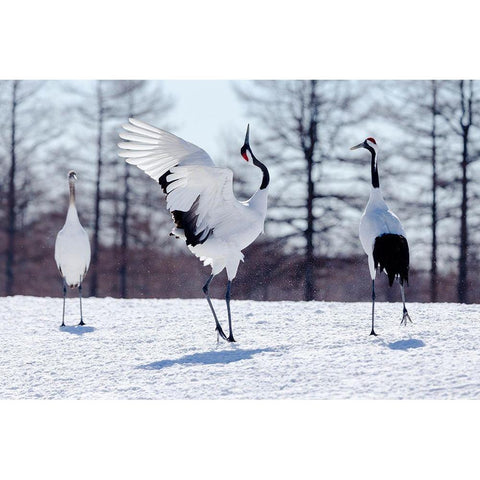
1 296 480 399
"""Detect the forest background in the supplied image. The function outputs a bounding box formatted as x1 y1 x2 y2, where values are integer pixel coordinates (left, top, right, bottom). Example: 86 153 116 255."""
1 79 479 303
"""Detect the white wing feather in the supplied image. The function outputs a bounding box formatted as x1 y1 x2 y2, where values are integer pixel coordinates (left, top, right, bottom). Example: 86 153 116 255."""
118 118 240 239
118 118 215 181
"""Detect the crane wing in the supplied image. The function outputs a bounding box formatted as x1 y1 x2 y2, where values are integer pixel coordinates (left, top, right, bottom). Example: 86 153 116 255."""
161 165 241 246
118 118 215 181
118 118 240 247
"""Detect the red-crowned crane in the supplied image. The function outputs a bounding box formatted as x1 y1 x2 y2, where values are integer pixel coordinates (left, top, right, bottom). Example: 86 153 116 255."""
118 119 270 342
350 137 411 336
54 171 91 327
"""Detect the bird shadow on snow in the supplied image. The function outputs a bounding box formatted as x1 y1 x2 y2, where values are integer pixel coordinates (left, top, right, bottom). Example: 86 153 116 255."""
386 338 425 350
58 325 96 335
138 347 274 370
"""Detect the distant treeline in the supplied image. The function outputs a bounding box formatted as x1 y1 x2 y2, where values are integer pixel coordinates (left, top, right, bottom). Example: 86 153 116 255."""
0 207 473 303
1 80 480 302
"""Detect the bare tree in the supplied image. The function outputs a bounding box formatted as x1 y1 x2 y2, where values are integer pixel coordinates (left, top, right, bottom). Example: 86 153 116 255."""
113 80 174 297
383 80 451 302
70 80 151 297
89 80 105 297
429 80 440 301
236 80 367 300
0 80 54 295
436 80 479 303
456 80 475 303
5 80 18 295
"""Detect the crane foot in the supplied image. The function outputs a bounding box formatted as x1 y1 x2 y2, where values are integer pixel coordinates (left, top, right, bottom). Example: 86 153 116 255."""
400 310 412 326
216 325 227 341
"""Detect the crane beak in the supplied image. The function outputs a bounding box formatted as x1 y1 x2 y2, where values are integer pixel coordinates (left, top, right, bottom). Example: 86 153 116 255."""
350 142 364 151
244 124 250 147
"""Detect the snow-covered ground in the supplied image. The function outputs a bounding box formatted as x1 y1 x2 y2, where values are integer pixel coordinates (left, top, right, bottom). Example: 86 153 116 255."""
1 296 479 399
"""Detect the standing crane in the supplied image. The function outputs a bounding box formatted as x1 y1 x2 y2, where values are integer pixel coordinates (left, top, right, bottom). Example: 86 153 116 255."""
54 171 91 327
118 118 270 342
350 137 411 336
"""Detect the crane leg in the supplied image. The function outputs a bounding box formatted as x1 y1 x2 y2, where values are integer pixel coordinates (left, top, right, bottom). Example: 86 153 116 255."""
78 284 85 326
203 275 227 341
61 281 67 327
400 283 412 326
225 280 235 342
370 279 377 336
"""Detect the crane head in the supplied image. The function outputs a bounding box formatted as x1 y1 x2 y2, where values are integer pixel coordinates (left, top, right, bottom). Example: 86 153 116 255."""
240 124 255 164
350 137 377 151
68 170 78 182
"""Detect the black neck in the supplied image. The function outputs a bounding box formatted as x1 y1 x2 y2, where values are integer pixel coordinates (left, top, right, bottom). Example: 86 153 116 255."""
253 156 270 190
366 144 379 188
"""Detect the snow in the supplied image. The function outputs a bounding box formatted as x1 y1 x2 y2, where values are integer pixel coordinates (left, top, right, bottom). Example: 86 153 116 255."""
1 295 480 400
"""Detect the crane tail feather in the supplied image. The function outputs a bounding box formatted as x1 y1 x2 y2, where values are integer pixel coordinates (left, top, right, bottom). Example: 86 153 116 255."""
373 234 409 286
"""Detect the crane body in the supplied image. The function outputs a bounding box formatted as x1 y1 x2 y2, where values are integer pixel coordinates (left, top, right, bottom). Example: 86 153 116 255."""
351 138 411 335
119 119 269 342
55 171 91 327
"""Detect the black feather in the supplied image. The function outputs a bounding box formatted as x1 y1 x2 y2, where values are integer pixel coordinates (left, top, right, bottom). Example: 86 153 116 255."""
373 233 409 286
159 171 213 247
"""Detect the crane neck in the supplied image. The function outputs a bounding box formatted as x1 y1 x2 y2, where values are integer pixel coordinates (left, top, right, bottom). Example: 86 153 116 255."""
252 155 270 190
366 144 380 189
69 180 76 206
366 186 387 210
66 180 81 226
66 201 81 226
248 183 268 218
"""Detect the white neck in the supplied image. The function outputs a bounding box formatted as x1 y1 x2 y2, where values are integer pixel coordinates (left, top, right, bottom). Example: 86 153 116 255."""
247 187 268 217
366 186 388 211
65 202 81 226
69 180 76 205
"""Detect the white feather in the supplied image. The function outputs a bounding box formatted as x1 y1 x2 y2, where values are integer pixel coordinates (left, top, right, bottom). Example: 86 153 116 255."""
55 203 91 288
359 188 406 279
118 133 160 144
118 118 269 280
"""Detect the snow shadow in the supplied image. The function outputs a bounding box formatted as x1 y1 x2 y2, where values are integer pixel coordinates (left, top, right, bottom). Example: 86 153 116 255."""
388 339 425 350
59 325 96 335
138 348 274 370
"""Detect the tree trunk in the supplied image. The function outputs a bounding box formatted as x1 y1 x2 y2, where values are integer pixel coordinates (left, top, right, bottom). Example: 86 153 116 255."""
6 81 18 296
456 80 472 304
119 90 135 298
89 81 104 297
457 131 469 303
303 80 318 301
304 154 315 301
430 80 438 302
119 161 130 298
